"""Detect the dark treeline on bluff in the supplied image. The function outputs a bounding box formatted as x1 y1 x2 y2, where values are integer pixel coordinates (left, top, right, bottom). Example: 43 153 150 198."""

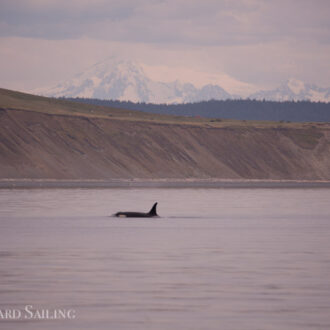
63 98 330 122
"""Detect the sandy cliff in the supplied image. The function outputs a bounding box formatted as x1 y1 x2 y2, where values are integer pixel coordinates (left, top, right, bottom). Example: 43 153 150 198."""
0 88 330 180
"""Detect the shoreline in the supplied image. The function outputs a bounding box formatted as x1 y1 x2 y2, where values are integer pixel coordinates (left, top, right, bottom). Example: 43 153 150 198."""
1 179 330 189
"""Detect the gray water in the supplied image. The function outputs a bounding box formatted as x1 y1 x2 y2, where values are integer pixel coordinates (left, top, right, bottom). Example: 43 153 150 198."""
0 188 330 330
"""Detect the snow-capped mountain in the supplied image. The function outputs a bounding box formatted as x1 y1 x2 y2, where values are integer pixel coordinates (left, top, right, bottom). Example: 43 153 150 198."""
35 59 330 103
250 78 330 102
38 58 231 103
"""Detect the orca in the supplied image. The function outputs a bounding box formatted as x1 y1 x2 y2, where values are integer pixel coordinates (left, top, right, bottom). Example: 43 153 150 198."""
114 202 158 218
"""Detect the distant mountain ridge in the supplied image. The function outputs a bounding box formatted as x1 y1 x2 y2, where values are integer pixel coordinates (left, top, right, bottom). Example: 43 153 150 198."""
36 58 330 103
38 58 231 103
251 78 330 102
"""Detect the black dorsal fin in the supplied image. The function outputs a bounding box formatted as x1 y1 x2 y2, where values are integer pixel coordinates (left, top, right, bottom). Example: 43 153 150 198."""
149 202 158 216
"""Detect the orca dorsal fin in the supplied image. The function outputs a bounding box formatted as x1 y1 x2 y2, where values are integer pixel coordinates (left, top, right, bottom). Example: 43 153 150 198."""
149 202 158 216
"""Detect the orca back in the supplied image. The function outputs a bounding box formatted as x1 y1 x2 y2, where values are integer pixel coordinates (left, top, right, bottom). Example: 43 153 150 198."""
114 202 158 218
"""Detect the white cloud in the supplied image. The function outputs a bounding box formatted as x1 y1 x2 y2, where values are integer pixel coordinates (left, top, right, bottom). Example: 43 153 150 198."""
1 0 329 45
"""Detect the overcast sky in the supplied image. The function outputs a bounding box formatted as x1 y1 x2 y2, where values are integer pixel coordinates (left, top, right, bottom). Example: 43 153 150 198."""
0 0 329 95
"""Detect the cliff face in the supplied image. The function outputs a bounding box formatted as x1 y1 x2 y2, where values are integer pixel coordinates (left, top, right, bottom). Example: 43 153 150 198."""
1 107 329 180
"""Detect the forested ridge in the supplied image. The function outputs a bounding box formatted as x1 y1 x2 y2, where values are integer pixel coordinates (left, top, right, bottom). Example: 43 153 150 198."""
63 98 330 123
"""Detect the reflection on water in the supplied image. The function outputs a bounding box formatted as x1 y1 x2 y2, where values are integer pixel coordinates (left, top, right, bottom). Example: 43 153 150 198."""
0 188 330 329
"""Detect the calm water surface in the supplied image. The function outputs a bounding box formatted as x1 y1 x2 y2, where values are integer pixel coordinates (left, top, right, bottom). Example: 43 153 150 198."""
0 188 330 330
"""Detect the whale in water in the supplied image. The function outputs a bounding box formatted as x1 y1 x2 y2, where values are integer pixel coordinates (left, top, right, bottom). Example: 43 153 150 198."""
115 202 158 218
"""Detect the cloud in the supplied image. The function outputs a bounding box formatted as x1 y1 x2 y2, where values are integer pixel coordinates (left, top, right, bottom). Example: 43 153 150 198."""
0 0 329 46
0 0 329 92
0 0 139 39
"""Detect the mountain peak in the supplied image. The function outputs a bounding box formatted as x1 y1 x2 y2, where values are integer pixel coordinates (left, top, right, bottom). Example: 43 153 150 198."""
36 58 232 103
250 78 330 102
286 78 305 94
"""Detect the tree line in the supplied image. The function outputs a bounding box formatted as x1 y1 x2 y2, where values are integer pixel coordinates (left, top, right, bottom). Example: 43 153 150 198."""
62 97 330 122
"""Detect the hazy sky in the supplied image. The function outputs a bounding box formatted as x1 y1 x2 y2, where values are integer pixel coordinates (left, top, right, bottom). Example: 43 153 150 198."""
0 0 329 95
